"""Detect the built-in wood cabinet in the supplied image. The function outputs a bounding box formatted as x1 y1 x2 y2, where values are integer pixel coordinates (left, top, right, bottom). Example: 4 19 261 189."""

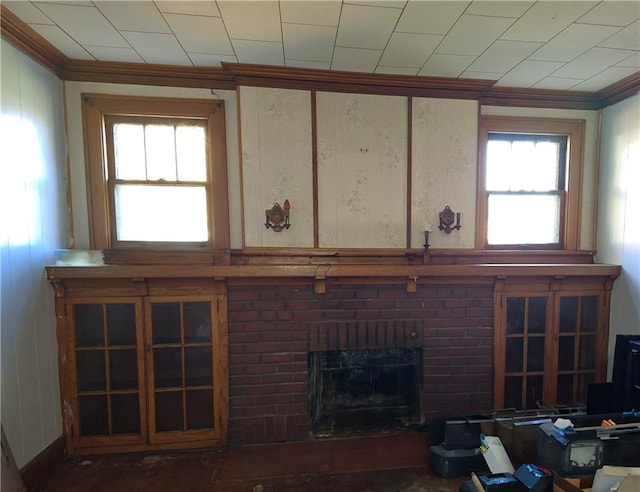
51 278 228 456
494 277 614 410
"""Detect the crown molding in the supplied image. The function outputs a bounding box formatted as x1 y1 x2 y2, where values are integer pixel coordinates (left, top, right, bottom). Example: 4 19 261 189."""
2 3 637 110
0 4 67 76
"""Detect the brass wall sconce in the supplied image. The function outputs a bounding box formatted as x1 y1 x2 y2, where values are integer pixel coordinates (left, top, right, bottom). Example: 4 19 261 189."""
265 199 291 232
438 205 461 234
423 224 431 250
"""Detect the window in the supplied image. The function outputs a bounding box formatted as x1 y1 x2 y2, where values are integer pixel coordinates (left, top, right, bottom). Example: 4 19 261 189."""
476 116 585 250
82 95 229 259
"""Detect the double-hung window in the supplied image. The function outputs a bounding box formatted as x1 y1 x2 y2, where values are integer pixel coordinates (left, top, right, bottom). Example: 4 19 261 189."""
82 95 229 260
476 116 585 250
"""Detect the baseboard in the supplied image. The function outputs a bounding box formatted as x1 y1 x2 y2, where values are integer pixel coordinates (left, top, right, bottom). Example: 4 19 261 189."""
20 436 65 492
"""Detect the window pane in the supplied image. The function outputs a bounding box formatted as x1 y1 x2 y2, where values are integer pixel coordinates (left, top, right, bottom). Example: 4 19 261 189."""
145 125 176 181
176 126 207 182
114 184 208 242
114 123 146 180
487 194 559 245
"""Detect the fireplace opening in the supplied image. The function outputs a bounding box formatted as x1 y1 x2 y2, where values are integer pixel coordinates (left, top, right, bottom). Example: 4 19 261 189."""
309 348 423 437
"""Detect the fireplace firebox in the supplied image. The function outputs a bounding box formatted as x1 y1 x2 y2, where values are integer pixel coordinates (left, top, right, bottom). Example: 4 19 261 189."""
309 348 423 437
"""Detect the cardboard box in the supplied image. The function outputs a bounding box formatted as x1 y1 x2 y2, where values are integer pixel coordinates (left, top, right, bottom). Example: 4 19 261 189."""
552 472 594 492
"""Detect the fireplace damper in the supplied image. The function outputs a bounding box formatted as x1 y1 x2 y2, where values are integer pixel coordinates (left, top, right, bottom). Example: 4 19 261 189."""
309 348 423 437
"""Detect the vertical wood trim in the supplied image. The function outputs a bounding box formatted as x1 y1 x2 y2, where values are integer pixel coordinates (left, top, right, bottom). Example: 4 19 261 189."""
215 291 229 441
62 83 75 247
144 299 156 442
565 120 586 250
210 102 231 259
592 111 602 253
82 96 109 249
493 278 506 408
475 117 488 249
406 96 413 248
598 280 614 380
311 90 319 248
135 300 148 444
236 87 247 250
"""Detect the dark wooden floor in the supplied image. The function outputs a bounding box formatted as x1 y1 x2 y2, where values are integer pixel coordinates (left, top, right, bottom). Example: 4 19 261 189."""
38 434 469 492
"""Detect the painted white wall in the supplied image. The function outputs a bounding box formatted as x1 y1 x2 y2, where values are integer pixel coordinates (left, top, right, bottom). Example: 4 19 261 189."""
481 105 599 251
0 40 68 468
593 94 640 377
64 82 242 250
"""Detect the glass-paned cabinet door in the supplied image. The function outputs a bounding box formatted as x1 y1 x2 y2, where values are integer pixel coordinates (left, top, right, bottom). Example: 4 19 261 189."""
502 296 548 410
69 299 145 447
555 295 599 405
146 298 223 443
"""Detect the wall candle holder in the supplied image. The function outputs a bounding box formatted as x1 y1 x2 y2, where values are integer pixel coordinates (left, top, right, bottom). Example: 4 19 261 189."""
438 205 461 234
424 223 431 250
265 200 291 232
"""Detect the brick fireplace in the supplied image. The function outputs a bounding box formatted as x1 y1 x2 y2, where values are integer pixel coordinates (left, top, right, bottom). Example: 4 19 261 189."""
227 281 494 446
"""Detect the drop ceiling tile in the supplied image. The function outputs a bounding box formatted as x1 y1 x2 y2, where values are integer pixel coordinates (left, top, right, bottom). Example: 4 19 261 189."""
570 66 639 91
375 66 419 75
495 60 565 87
28 24 94 59
232 40 284 65
553 47 634 79
436 15 515 56
94 1 170 33
467 40 541 73
84 45 144 63
379 32 442 68
345 1 406 8
121 31 192 65
460 70 502 81
465 1 534 18
283 23 336 62
577 1 640 27
331 46 382 72
529 24 623 62
533 76 584 90
617 52 640 68
155 1 220 16
217 1 281 42
163 14 233 55
3 1 53 24
501 1 598 42
280 0 342 26
598 20 640 50
286 59 332 70
33 2 129 47
187 53 238 67
395 1 468 35
336 3 402 50
418 53 476 77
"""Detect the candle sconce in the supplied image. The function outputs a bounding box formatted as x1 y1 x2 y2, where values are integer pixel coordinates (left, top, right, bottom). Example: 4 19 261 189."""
438 205 461 234
265 199 291 232
423 229 430 249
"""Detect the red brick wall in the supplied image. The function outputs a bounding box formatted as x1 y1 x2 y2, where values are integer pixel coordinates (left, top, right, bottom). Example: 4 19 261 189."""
227 282 494 446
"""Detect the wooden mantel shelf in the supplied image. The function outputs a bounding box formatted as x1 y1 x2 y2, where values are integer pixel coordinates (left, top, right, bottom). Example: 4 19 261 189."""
46 263 621 281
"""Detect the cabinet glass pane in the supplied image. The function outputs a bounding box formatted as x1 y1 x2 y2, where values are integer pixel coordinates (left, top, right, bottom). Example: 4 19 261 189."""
558 336 575 371
580 297 598 332
184 302 212 343
152 303 181 344
107 304 136 346
528 297 547 334
76 350 106 391
559 297 578 332
557 374 574 404
111 394 140 434
74 304 104 347
526 375 543 409
185 347 212 386
578 335 596 370
506 298 525 334
505 338 524 372
79 395 109 436
109 349 138 390
155 391 183 432
527 337 545 372
154 348 182 388
186 389 214 429
504 377 522 409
